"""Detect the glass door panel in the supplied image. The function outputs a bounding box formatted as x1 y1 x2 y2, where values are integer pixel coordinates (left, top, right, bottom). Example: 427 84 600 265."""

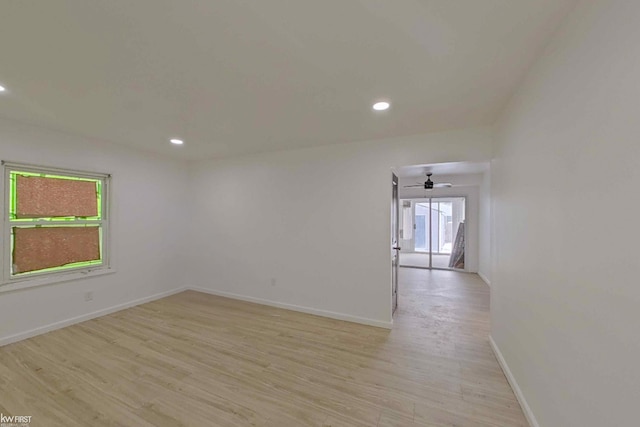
399 200 414 253
399 197 466 271
414 202 429 252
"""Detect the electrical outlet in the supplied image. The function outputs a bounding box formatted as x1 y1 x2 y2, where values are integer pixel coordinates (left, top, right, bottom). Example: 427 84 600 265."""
84 291 94 302
270 278 276 287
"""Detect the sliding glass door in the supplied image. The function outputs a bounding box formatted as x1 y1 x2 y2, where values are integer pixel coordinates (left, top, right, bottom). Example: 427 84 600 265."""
398 197 466 270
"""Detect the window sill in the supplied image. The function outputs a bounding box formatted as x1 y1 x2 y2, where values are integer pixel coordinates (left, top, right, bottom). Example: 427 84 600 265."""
0 267 116 294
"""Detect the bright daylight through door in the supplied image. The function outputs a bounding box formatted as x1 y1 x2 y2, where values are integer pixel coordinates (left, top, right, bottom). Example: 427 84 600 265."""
399 197 466 270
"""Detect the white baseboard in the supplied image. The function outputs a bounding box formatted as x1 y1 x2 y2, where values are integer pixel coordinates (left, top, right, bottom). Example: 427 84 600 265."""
489 336 538 427
0 287 187 347
1 285 392 347
189 286 393 330
478 271 491 287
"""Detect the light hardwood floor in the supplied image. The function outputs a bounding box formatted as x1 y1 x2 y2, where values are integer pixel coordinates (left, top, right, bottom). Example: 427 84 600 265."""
0 270 527 426
399 253 452 269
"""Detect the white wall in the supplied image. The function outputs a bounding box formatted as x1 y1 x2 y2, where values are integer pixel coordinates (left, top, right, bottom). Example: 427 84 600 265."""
0 118 189 343
492 0 640 425
399 173 482 273
187 128 493 327
478 171 491 284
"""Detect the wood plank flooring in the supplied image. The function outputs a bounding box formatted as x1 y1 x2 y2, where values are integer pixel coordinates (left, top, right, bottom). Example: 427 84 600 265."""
0 270 527 426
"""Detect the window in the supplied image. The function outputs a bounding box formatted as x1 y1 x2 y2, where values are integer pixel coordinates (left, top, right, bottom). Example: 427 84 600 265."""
2 162 111 288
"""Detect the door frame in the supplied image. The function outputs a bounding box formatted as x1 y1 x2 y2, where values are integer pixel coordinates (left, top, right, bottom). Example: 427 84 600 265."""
391 173 400 315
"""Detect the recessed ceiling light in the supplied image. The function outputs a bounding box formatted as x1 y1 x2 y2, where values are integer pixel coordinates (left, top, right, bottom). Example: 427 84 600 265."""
373 101 390 111
0 85 6 92
170 139 184 145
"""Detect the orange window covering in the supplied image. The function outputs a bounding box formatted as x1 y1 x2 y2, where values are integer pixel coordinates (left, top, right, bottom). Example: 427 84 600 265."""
16 175 98 218
13 227 100 274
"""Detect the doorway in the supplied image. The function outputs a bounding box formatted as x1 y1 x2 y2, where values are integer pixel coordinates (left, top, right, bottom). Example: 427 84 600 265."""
399 197 466 270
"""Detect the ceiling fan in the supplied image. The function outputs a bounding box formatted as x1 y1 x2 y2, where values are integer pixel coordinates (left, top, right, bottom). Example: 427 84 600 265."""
404 173 452 190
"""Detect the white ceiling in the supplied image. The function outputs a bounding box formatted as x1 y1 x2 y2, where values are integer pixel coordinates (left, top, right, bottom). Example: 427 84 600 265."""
397 161 489 178
0 1 576 160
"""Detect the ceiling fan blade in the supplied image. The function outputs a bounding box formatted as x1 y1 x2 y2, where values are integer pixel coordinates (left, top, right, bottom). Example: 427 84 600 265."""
403 184 425 188
434 183 453 188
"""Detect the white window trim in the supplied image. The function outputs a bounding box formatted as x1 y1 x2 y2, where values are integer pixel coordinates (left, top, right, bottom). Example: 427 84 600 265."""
1 161 114 292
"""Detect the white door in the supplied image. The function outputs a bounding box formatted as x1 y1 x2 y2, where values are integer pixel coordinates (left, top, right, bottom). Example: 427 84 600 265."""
391 174 400 314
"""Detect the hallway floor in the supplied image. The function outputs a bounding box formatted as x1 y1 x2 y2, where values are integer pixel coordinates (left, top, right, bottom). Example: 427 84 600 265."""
391 268 527 426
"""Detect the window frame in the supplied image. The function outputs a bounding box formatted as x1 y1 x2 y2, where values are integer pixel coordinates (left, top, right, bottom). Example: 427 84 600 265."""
1 161 113 291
